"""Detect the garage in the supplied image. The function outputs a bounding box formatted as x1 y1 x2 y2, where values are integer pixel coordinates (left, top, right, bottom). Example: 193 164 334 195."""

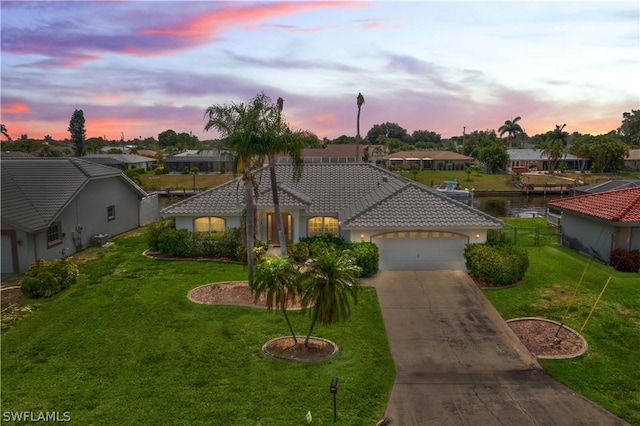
373 231 468 270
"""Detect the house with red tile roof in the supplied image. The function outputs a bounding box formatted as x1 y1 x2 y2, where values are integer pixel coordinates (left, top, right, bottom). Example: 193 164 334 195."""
548 187 640 266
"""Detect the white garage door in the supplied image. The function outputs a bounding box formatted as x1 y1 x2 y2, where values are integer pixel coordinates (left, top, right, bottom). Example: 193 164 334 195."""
1 234 15 274
373 231 468 270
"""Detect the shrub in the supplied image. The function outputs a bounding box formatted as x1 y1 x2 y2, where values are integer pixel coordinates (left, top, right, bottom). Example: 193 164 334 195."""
287 242 310 262
156 228 191 257
348 242 379 278
154 166 164 175
486 229 512 247
147 217 175 251
464 243 529 286
610 249 640 273
21 259 79 299
235 240 268 264
301 234 347 257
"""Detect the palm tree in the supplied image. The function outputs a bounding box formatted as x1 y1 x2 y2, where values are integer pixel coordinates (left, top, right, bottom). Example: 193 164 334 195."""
204 96 266 286
1 124 10 141
299 249 362 347
356 92 365 162
540 124 568 173
262 95 304 257
253 256 301 346
498 117 523 148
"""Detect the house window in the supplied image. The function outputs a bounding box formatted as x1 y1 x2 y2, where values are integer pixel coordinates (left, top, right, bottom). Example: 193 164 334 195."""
307 216 338 237
47 222 62 247
194 217 225 232
107 205 116 221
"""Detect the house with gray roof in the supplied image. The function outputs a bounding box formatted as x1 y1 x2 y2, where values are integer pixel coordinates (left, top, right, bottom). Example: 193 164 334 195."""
162 163 503 270
507 149 587 172
1 158 159 274
82 153 156 171
165 150 232 173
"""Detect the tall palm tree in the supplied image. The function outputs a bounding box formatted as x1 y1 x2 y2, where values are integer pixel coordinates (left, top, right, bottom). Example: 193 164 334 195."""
262 95 304 257
1 124 10 141
540 124 568 173
498 116 523 148
356 92 365 162
253 256 301 346
299 250 362 347
204 97 266 286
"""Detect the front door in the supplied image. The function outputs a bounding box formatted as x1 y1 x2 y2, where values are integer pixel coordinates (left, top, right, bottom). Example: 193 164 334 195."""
266 213 293 245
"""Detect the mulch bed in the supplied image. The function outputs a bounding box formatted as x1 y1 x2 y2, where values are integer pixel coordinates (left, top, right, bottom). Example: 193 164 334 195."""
188 282 304 309
508 318 587 359
263 336 338 362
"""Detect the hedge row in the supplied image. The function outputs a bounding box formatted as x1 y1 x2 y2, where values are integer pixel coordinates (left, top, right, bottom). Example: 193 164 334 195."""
464 243 529 286
610 249 640 273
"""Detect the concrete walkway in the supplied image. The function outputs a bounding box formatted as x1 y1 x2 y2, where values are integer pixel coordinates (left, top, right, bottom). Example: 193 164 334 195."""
363 270 628 425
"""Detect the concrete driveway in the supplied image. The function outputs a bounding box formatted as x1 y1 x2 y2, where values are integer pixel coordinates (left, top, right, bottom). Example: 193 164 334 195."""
363 270 628 425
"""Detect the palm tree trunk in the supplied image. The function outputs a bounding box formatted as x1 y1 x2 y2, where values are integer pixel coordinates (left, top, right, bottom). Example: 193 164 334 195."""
356 106 362 162
244 171 255 288
304 310 319 347
268 155 288 257
282 308 297 346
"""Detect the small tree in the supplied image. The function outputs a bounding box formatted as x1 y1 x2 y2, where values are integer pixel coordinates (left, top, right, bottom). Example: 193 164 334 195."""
253 256 301 346
299 250 361 347
68 109 86 157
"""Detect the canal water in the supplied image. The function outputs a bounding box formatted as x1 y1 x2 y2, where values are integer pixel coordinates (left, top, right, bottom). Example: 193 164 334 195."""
472 194 563 218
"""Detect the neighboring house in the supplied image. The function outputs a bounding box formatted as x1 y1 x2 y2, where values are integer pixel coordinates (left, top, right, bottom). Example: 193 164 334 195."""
165 150 232 173
547 187 640 265
82 154 156 171
624 149 640 171
1 158 159 274
507 149 587 172
276 143 362 164
161 163 503 270
570 179 640 196
381 151 473 171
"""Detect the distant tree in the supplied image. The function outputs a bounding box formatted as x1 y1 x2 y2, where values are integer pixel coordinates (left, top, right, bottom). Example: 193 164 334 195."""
411 129 442 146
299 130 321 147
0 124 9 140
43 134 54 143
589 133 629 173
539 124 568 173
498 116 524 148
68 109 86 156
366 122 409 145
463 129 498 158
477 142 508 173
332 134 357 144
618 109 640 147
568 134 592 172
158 130 179 149
356 92 365 162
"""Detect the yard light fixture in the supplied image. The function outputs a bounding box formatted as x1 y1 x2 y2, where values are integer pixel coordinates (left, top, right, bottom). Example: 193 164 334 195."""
475 233 481 239
360 234 365 241
330 376 339 422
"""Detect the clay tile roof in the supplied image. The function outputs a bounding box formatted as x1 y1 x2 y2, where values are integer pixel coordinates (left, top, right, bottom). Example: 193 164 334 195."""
548 187 640 223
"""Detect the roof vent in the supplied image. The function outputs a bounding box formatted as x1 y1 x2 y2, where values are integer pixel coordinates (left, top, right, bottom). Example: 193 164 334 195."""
382 177 388 183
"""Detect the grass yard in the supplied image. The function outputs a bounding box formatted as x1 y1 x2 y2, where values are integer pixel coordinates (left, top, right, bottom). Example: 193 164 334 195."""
483 222 640 425
1 230 395 425
140 171 233 190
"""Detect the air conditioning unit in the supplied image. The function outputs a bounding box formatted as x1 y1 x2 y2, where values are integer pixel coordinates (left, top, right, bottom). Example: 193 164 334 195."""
91 233 109 246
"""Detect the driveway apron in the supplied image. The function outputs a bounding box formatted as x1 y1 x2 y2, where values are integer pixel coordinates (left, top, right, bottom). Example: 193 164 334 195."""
364 270 628 425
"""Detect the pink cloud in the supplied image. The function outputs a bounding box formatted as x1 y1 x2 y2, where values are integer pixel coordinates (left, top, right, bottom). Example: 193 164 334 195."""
1 103 30 114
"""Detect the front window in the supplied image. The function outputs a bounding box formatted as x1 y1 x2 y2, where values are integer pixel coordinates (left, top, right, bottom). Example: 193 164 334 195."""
307 216 338 237
194 217 225 232
47 222 62 247
107 205 116 221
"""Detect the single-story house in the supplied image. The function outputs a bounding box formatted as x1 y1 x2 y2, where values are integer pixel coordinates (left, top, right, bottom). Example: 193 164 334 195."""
547 187 640 265
82 154 156 171
507 149 587 173
161 163 503 270
1 158 159 274
624 149 640 171
277 143 363 164
165 149 232 173
381 151 473 171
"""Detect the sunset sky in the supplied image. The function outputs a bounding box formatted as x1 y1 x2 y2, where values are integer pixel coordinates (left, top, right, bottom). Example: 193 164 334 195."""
1 1 638 142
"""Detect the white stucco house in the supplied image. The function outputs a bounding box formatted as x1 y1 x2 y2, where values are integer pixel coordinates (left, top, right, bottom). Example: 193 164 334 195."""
161 163 503 271
1 158 159 274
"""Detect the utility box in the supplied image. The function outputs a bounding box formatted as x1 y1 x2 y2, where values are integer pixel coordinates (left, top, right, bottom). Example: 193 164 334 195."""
91 234 109 246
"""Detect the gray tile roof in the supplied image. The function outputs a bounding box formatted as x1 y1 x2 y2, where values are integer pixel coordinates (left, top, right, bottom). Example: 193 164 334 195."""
162 163 503 229
573 179 640 194
82 154 155 164
507 149 581 161
1 158 146 232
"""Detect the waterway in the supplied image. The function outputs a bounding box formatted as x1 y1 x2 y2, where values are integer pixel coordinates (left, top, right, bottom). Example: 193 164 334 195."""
472 194 564 218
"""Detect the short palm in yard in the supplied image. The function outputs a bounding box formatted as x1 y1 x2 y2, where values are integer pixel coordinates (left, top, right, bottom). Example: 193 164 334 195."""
1 231 394 425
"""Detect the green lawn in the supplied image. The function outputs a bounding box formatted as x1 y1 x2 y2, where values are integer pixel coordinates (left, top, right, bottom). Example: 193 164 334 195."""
484 219 640 424
1 231 395 425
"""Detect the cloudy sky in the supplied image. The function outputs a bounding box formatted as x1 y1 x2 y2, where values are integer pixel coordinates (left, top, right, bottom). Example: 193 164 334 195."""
1 1 638 142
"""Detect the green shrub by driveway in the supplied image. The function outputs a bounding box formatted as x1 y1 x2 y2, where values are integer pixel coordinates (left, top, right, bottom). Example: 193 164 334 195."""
464 243 529 286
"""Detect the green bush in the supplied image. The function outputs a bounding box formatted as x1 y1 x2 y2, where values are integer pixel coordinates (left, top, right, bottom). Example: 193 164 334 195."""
609 249 640 273
157 228 191 257
486 229 512 247
152 225 241 259
235 240 268 264
464 243 529 286
287 241 310 262
348 242 379 278
300 234 347 249
21 259 79 299
147 217 175 251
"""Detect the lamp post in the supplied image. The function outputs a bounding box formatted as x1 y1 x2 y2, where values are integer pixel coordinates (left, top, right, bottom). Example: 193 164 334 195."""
330 376 339 422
